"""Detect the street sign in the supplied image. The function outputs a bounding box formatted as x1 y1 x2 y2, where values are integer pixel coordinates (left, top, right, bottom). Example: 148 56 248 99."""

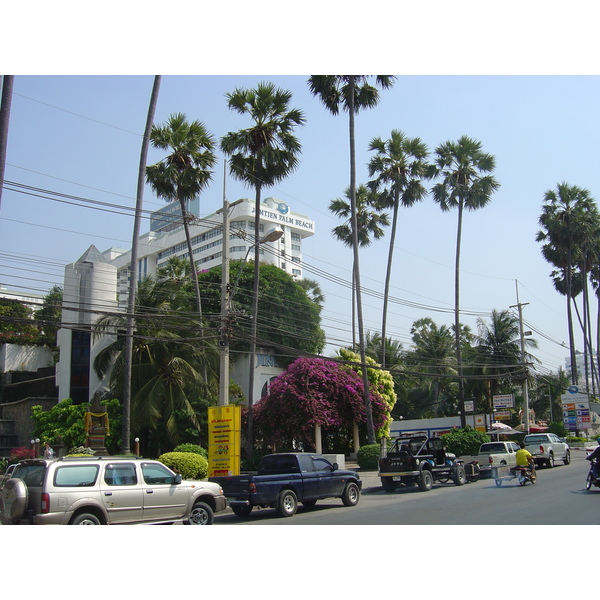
208 405 241 477
493 394 514 409
561 391 591 431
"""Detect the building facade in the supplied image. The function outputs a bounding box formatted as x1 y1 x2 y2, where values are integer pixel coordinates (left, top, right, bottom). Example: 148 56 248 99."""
57 197 315 405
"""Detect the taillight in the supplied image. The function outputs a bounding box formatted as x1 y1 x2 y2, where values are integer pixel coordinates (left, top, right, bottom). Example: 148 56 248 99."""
249 483 257 494
539 445 544 453
489 456 493 464
41 493 50 514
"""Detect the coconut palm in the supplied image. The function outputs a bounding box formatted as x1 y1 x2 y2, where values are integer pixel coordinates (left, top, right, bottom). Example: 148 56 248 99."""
330 184 389 347
431 135 500 426
367 130 431 368
536 182 597 384
146 113 216 319
220 81 305 457
308 75 395 444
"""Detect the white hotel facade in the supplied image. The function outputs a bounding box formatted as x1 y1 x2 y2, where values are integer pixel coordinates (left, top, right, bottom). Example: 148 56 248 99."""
56 196 315 405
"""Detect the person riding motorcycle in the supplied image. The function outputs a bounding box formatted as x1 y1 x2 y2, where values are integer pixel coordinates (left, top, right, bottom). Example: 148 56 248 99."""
586 436 600 480
515 442 536 480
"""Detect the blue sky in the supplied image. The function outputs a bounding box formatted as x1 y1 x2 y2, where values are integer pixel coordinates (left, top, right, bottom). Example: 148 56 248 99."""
2 3 600 380
2 73 599 377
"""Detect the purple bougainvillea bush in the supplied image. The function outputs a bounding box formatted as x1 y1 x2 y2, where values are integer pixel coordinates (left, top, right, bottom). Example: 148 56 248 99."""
253 357 388 451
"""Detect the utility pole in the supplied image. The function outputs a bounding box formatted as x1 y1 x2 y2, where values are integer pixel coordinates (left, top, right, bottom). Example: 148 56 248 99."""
511 290 531 434
219 160 230 406
0 75 15 210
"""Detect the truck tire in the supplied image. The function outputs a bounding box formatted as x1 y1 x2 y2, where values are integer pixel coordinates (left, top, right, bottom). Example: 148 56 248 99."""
381 478 398 493
70 512 102 525
232 504 253 517
276 489 298 517
341 482 360 506
547 453 555 468
185 501 214 525
453 465 466 486
418 469 433 491
563 450 570 465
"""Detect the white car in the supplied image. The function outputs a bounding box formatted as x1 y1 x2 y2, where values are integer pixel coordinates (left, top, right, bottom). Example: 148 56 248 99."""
477 441 521 474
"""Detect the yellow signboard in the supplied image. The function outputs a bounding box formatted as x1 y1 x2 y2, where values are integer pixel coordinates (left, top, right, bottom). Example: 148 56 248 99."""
208 405 241 477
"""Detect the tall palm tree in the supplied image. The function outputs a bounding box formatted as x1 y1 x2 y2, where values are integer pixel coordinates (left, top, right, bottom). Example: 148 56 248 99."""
146 113 216 319
431 135 500 427
330 184 389 347
121 75 161 454
536 182 597 384
406 317 457 417
220 81 305 457
308 75 395 444
367 130 431 368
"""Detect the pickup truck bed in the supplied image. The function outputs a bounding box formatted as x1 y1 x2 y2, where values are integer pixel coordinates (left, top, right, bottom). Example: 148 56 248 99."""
209 453 362 518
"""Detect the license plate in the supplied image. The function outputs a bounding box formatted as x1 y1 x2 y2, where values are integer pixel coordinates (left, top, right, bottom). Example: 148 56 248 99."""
392 476 402 481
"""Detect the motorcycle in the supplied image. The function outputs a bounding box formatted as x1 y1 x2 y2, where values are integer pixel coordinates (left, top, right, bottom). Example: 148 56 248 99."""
511 465 536 486
585 459 600 491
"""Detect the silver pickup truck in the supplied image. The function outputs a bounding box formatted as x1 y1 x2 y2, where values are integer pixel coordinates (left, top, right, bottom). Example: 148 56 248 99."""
524 433 570 468
477 440 521 475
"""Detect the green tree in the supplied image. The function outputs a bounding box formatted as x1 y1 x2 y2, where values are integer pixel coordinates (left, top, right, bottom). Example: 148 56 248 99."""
93 276 219 453
196 262 325 365
146 113 216 319
367 130 431 368
221 81 305 456
536 183 598 385
308 75 395 444
34 285 62 348
432 136 500 426
0 297 38 344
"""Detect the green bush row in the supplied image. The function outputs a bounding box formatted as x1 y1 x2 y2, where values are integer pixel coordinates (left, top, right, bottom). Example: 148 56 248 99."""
158 451 208 480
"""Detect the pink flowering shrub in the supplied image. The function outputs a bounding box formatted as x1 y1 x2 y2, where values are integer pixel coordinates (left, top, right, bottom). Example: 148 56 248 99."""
254 357 388 451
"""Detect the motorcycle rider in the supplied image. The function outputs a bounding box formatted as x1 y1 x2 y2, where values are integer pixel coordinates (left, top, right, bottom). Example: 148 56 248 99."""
516 442 536 481
586 436 600 480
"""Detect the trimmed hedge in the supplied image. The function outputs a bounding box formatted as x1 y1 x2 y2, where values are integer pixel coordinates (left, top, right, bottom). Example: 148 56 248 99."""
357 444 380 470
172 443 208 459
158 451 208 480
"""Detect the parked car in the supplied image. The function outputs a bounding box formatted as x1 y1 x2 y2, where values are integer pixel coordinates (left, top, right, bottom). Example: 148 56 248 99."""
0 456 227 525
209 453 361 518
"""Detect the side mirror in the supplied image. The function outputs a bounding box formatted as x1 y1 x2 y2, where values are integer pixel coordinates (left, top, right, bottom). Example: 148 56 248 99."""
332 462 338 471
173 474 182 484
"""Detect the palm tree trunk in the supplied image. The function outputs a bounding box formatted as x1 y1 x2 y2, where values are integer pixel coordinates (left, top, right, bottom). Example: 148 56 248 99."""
121 75 161 454
566 251 578 384
247 179 263 459
381 192 400 370
455 200 466 428
347 76 376 444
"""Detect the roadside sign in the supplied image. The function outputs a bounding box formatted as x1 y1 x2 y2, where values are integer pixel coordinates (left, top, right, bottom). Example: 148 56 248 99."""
493 394 514 409
208 405 241 477
561 392 591 431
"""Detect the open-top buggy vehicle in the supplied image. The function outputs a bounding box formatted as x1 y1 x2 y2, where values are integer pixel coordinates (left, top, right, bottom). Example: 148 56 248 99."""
378 434 479 492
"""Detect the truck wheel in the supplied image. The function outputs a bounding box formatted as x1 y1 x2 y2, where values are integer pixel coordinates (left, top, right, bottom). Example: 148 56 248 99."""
185 501 214 525
563 450 571 465
276 489 298 517
232 504 253 517
341 482 360 506
418 470 433 491
381 478 397 493
453 465 466 486
547 453 555 468
71 512 102 525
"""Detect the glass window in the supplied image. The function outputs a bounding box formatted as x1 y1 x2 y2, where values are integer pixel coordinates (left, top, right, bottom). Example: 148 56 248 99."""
141 462 176 485
104 464 137 486
54 465 99 487
312 457 334 472
13 464 46 487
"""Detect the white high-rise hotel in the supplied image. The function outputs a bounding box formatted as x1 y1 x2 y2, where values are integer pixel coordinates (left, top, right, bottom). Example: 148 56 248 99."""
56 196 315 404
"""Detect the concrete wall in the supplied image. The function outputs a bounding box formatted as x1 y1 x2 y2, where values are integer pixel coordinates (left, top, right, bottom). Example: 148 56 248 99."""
0 344 54 373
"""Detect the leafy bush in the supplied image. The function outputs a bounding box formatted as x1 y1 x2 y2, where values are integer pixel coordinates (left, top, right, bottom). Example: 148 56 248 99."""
0 457 8 473
68 446 95 456
9 446 35 463
172 443 208 459
441 427 490 456
158 451 208 480
357 444 380 470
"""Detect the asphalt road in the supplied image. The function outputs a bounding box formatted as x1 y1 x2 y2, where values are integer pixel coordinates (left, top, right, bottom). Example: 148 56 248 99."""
213 451 600 525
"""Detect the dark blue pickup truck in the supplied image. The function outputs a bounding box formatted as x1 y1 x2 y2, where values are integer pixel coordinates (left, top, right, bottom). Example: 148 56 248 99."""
209 453 362 518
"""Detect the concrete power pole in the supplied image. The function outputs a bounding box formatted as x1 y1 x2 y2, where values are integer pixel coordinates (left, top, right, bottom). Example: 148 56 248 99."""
511 297 531 434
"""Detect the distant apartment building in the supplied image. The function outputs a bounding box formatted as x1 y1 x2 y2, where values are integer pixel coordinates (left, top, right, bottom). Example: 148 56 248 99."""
565 349 599 391
56 196 315 405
